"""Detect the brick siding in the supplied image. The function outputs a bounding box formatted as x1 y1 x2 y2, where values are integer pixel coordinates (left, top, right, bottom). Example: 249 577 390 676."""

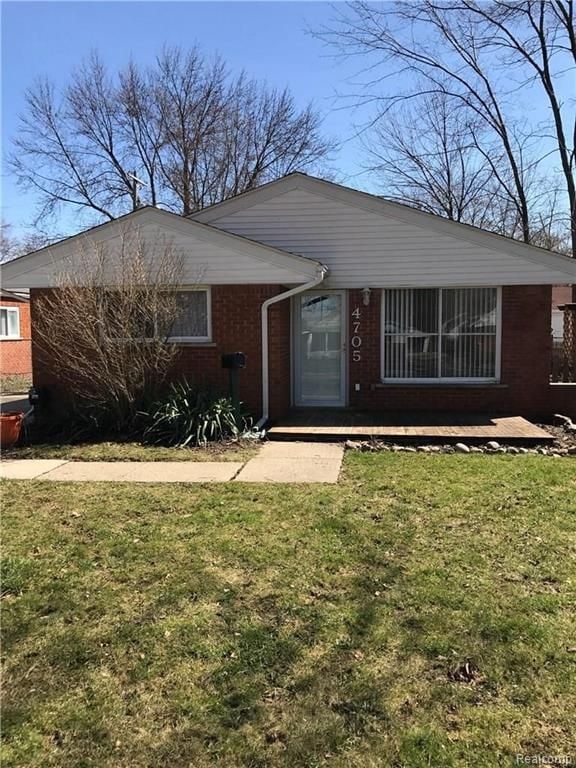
30 284 571 422
347 285 558 418
30 286 291 421
172 285 291 419
0 299 32 378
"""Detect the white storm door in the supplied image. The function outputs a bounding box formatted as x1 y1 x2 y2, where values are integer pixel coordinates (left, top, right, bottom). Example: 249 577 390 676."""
294 291 346 407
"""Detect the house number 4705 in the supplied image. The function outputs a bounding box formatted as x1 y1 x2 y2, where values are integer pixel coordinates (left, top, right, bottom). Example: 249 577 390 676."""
351 306 362 362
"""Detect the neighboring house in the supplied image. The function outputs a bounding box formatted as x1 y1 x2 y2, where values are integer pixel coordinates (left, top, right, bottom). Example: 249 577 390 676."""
0 289 32 382
552 285 572 342
2 173 576 420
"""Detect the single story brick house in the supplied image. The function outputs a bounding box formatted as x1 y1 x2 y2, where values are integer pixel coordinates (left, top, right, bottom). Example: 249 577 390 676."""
0 289 32 381
2 174 576 421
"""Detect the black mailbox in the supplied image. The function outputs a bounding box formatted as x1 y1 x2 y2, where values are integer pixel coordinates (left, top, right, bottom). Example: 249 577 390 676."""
221 352 246 369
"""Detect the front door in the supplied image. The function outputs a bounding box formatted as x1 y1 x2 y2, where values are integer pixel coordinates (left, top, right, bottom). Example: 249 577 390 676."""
293 291 346 407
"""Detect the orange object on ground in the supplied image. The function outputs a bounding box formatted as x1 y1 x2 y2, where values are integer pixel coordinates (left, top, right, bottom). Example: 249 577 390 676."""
0 411 24 447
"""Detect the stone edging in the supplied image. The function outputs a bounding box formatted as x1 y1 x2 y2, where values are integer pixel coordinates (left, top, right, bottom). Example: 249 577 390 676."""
345 440 576 457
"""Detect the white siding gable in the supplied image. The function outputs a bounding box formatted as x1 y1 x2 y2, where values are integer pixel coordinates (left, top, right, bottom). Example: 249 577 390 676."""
195 178 576 288
0 208 320 290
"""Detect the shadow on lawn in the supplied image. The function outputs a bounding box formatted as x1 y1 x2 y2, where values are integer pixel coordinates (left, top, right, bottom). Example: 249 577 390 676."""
3 500 479 768
144 540 416 767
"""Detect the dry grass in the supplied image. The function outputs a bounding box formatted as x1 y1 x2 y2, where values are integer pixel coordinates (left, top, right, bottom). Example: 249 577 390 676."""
0 375 32 394
2 440 257 463
2 453 575 767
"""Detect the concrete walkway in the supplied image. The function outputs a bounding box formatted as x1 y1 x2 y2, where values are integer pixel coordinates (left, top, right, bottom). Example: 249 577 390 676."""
235 442 344 483
0 459 244 483
0 442 344 484
0 459 69 480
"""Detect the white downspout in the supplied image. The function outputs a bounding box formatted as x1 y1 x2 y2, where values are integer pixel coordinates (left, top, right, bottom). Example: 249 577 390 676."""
256 264 328 430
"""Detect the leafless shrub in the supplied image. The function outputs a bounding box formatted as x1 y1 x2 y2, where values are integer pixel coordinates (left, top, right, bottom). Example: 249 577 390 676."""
34 231 186 433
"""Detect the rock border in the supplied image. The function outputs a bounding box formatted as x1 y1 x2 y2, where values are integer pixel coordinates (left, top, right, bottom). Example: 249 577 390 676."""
344 439 576 456
345 413 576 457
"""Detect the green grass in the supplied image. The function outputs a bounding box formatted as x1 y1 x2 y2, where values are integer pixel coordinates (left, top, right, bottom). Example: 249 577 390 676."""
2 440 257 462
2 454 575 767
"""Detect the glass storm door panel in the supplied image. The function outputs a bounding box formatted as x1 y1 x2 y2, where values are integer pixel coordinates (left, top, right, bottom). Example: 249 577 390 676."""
295 292 346 406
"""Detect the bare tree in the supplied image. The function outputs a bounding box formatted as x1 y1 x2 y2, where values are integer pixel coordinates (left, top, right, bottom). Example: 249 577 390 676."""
1 222 54 263
117 61 166 209
1 223 21 264
367 92 562 241
455 1 576 258
33 233 185 432
367 94 499 224
320 1 575 259
152 47 229 215
206 74 331 208
10 46 332 226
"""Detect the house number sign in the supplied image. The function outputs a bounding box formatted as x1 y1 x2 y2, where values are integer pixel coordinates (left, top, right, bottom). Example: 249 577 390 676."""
351 306 362 362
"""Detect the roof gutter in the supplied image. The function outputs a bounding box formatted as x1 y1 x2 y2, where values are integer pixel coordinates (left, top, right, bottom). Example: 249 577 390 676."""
256 264 328 430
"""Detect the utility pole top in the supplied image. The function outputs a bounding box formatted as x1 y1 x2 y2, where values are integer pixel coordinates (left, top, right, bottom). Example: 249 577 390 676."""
127 171 147 210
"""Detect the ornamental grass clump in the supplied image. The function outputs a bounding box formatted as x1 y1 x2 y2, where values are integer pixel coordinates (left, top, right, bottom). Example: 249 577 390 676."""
144 381 251 447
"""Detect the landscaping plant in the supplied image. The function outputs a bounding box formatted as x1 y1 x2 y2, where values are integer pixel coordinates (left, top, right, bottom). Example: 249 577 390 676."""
33 234 187 435
143 380 251 446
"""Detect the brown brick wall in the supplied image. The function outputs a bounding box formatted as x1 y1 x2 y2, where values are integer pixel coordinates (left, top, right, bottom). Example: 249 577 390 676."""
347 286 555 417
29 284 568 421
30 286 292 421
172 285 291 419
0 299 32 378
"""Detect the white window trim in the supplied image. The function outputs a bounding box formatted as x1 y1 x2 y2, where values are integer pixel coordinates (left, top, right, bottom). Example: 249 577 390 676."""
0 307 21 340
380 286 502 384
167 287 212 343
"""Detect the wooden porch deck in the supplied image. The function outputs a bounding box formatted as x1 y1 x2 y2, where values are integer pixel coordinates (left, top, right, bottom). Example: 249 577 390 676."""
267 410 553 444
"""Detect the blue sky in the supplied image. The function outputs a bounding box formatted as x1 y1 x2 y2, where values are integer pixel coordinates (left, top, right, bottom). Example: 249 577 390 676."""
1 1 565 241
2 1 372 238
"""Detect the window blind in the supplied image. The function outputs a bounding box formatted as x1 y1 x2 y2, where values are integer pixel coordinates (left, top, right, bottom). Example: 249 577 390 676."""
382 287 498 381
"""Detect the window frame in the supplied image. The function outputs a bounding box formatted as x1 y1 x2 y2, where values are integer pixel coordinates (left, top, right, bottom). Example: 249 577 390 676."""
380 286 502 384
103 287 212 344
0 306 21 340
166 287 212 344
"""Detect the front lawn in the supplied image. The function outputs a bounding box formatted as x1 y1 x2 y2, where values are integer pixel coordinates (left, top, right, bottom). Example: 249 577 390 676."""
2 454 575 767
